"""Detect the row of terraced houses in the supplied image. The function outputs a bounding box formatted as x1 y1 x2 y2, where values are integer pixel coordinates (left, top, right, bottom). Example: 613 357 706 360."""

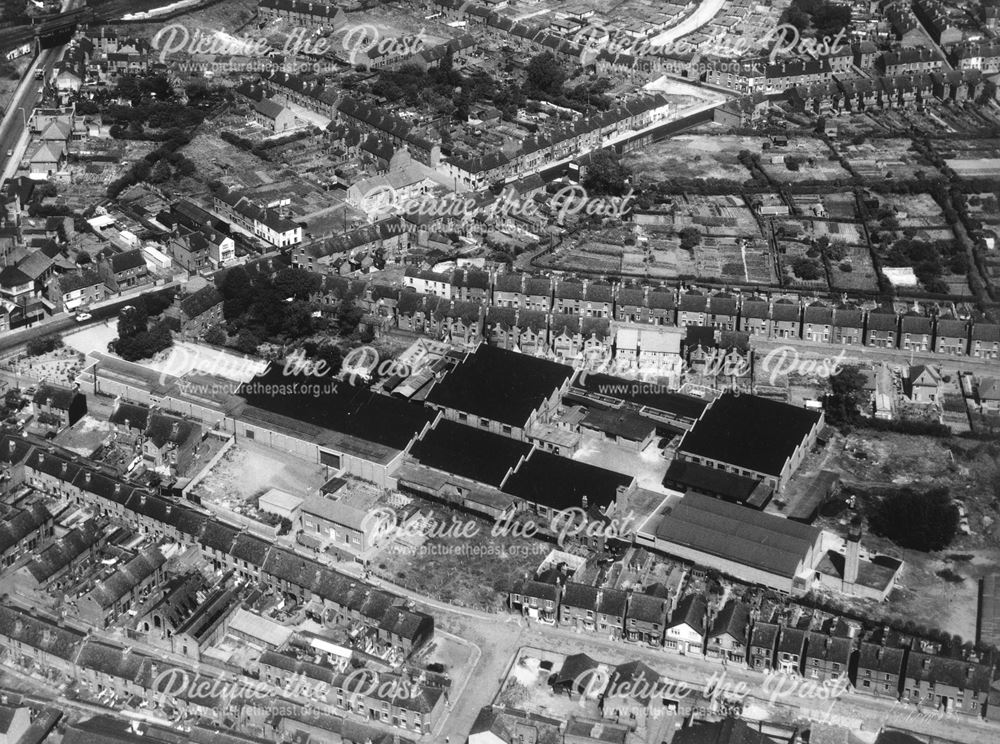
507 582 996 719
308 268 1000 360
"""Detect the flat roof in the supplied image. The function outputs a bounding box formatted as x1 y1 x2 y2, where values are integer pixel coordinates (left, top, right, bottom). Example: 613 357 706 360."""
677 394 821 477
425 344 573 427
410 419 532 487
573 372 708 420
663 459 761 503
502 451 633 511
653 492 821 579
259 488 303 511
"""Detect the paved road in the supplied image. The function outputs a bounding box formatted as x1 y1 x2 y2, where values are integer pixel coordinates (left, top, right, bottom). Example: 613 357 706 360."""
346 567 998 744
0 285 179 356
750 335 1000 376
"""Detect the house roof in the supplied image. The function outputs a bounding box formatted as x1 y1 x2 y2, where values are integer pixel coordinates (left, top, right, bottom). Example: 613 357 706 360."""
144 412 198 448
627 592 669 624
904 652 991 692
110 249 146 273
857 642 905 675
708 599 749 643
33 383 79 410
669 593 707 634
750 621 780 649
0 503 51 556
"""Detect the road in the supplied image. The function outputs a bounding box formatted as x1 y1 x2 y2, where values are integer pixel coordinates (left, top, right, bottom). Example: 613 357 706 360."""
0 285 179 356
342 567 997 744
0 0 86 179
749 335 1000 376
648 0 728 49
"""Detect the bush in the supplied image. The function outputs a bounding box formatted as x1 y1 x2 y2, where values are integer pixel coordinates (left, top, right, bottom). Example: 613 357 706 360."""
26 335 62 357
839 261 853 272
791 257 822 280
866 487 959 552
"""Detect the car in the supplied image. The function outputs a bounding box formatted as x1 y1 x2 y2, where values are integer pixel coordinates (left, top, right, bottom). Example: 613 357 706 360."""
5 150 11 157
74 312 92 322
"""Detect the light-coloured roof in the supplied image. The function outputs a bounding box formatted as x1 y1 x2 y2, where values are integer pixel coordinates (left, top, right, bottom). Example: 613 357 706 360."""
615 327 639 350
258 488 303 512
227 608 292 647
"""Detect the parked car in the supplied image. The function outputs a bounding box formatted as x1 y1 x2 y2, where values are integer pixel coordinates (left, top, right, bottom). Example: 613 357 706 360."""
74 312 92 322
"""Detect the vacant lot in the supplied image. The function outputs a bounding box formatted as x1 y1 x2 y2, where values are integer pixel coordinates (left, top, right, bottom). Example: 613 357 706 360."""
192 441 327 508
759 138 850 183
818 432 1000 638
373 503 550 612
182 131 277 190
624 134 762 182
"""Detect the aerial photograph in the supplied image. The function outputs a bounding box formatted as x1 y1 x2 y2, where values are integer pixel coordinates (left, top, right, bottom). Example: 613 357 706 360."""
1 0 1000 743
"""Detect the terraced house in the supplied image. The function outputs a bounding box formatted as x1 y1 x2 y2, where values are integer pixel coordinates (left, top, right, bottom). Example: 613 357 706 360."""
625 590 669 646
855 642 906 698
559 584 628 637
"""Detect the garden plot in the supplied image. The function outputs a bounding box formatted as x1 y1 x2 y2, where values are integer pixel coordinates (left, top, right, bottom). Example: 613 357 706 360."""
827 243 879 292
965 192 1000 228
536 237 623 274
869 192 945 225
839 137 937 180
759 137 850 183
777 241 829 290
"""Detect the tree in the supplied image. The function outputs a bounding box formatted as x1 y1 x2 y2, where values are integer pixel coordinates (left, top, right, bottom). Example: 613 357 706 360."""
148 160 172 183
824 365 867 427
866 487 959 552
236 329 261 355
790 257 821 280
204 324 227 346
526 52 566 95
219 265 253 320
117 302 149 339
26 335 62 357
583 149 631 197
679 226 702 251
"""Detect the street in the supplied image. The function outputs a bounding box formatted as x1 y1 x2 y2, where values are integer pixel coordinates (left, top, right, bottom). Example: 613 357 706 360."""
342 567 998 744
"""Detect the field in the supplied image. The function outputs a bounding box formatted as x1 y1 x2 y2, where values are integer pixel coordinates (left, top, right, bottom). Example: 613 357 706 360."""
623 134 761 182
869 192 946 226
817 432 1000 639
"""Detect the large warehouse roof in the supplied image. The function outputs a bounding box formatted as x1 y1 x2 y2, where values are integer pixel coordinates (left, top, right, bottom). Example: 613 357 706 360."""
653 492 820 578
677 394 821 477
